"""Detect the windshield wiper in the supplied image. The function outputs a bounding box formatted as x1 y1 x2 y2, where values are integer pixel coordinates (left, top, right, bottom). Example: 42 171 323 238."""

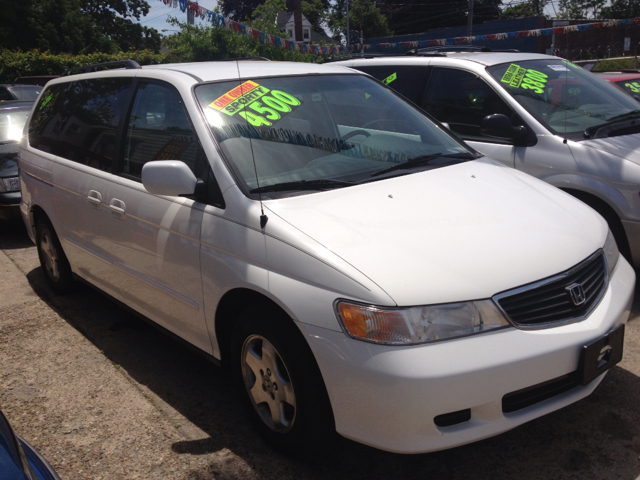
250 179 354 194
370 152 475 177
585 110 640 138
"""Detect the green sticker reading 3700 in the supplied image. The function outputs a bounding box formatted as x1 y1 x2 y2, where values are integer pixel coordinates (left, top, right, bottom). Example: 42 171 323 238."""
501 64 548 94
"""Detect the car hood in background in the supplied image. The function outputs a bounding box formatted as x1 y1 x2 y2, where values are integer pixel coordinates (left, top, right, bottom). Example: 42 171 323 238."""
0 153 18 178
580 133 640 165
265 159 606 306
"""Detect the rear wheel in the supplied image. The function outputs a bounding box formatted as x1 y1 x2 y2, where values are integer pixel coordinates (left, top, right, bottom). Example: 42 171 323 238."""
231 306 335 457
36 218 74 294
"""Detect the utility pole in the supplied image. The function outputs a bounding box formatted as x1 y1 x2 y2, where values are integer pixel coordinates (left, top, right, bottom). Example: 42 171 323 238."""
293 0 302 42
346 0 350 49
467 0 474 37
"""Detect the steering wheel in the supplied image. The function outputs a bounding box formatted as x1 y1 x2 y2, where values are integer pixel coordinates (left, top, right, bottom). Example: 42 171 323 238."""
341 129 371 141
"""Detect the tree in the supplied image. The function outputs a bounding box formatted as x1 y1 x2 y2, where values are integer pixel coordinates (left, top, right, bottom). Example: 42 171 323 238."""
220 0 265 21
557 0 606 18
1 0 161 54
164 17 316 62
327 0 391 43
377 0 502 36
600 0 640 19
500 0 546 19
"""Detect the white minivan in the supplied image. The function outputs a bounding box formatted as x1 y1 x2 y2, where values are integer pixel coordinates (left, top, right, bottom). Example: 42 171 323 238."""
18 59 635 456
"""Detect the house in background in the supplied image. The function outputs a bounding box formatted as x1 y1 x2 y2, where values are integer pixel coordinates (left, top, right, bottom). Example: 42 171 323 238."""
276 12 333 43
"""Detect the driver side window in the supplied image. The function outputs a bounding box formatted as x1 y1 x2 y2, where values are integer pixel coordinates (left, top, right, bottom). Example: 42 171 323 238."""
422 68 518 141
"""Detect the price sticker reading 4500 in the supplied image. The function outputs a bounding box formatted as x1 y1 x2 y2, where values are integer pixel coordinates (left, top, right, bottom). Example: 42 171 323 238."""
501 64 548 94
209 80 302 127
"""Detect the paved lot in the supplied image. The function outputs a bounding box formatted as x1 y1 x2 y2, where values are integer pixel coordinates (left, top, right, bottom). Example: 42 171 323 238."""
1 221 640 480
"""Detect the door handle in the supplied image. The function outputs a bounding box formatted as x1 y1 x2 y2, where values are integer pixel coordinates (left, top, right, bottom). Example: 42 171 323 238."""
87 190 102 207
109 198 126 218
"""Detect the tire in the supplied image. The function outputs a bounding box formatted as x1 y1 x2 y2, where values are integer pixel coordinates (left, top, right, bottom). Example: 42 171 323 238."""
35 218 74 294
231 306 335 457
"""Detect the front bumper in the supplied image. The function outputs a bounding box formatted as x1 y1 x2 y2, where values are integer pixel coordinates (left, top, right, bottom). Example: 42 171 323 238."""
301 256 635 454
0 191 21 221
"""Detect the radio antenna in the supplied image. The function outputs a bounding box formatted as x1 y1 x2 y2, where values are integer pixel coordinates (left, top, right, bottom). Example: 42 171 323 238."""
235 60 268 229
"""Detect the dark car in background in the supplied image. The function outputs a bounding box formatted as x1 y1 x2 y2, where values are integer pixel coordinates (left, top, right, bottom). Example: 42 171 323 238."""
0 101 32 221
0 85 42 102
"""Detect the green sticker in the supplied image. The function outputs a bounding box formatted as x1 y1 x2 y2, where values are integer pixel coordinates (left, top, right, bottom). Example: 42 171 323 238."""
365 93 371 99
40 93 53 110
563 60 580 69
625 82 640 93
382 72 397 85
501 64 548 94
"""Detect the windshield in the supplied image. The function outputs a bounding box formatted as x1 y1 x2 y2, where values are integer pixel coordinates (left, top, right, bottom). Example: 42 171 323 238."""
195 74 473 197
487 59 640 139
7 86 41 101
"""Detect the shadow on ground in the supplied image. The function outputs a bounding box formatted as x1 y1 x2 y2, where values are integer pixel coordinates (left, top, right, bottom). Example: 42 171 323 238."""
4 218 639 479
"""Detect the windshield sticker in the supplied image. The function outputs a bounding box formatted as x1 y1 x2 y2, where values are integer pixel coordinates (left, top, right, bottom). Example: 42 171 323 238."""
625 82 640 93
501 64 548 94
209 81 302 127
548 65 569 71
365 93 371 99
382 72 397 85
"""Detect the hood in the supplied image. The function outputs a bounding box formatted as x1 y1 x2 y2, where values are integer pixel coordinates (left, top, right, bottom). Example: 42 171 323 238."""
265 159 606 306
580 132 640 165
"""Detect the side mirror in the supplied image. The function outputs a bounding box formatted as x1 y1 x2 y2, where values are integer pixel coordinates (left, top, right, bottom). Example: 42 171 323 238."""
142 160 197 196
481 114 528 145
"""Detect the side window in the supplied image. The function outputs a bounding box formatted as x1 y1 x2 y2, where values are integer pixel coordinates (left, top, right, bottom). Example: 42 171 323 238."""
121 82 198 179
422 68 517 140
49 78 132 172
28 83 67 154
355 66 429 104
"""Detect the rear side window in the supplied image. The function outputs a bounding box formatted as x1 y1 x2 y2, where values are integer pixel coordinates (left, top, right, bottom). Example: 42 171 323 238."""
121 81 198 179
29 78 133 172
354 65 429 103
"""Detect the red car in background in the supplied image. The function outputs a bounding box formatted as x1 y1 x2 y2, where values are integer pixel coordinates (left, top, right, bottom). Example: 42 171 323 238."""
595 70 640 100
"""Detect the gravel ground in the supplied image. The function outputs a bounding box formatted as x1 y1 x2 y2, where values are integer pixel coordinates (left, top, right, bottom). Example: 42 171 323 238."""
1 221 640 480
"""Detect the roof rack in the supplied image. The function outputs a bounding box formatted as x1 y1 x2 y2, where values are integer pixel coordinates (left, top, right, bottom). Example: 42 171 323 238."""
407 46 520 55
320 53 396 63
61 59 141 77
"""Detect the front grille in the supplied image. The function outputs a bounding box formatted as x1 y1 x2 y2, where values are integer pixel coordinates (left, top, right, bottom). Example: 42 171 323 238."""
502 372 579 413
494 251 606 328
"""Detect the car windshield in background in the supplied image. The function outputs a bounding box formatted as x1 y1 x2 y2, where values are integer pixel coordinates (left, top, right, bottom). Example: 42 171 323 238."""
487 60 640 139
7 86 41 101
195 74 473 197
0 105 30 145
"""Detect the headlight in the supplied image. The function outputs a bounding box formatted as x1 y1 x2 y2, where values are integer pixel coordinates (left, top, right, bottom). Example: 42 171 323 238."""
604 229 619 278
335 299 510 345
0 177 20 192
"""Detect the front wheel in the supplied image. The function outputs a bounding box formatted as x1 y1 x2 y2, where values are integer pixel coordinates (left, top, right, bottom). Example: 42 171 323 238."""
36 218 74 294
231 306 335 457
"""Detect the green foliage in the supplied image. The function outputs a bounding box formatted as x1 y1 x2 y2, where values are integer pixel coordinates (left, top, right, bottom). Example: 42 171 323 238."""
557 0 605 18
0 49 165 83
600 0 640 19
163 19 318 63
0 0 161 55
592 58 638 71
500 1 546 19
246 0 288 35
328 0 391 43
